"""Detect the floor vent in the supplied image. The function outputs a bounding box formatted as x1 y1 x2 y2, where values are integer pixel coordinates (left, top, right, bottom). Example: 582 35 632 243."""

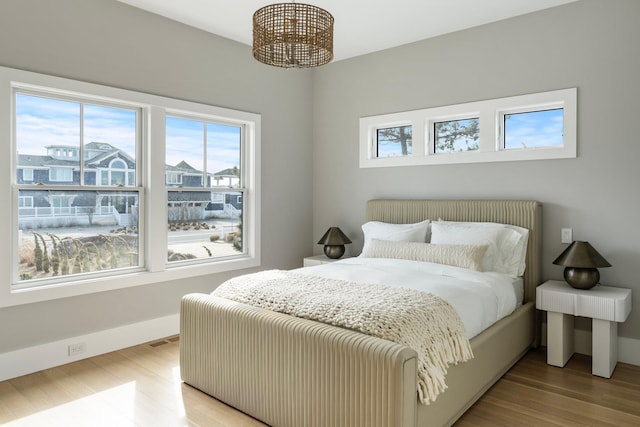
149 336 179 347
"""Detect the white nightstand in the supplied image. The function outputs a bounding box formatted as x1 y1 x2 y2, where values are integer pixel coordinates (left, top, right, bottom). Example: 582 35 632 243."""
303 255 349 267
536 280 632 378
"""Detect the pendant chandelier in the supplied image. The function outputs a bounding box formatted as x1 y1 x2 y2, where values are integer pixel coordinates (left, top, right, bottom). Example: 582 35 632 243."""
252 2 334 69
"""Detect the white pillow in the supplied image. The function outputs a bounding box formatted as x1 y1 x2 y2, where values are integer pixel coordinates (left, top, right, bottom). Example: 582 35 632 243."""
361 220 430 254
362 239 488 271
430 221 529 276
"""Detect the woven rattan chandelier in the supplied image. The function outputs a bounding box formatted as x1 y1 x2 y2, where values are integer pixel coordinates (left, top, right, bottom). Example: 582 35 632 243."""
253 2 334 69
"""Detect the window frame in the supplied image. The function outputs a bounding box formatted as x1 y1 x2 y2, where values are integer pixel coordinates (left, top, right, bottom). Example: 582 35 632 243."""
0 65 261 308
359 88 577 168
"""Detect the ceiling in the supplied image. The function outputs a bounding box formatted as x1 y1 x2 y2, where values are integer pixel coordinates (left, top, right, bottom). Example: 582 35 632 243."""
117 0 578 62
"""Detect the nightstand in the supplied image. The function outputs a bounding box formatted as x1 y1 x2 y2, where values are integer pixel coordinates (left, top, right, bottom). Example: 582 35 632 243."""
303 255 349 267
536 280 632 378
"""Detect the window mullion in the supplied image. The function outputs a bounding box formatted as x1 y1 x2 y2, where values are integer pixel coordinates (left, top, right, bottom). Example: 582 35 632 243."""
79 103 84 185
147 106 167 273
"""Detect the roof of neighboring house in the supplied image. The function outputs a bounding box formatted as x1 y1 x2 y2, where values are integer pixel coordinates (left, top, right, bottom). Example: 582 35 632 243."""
214 167 239 177
174 160 199 172
18 154 77 168
86 149 135 166
85 142 117 151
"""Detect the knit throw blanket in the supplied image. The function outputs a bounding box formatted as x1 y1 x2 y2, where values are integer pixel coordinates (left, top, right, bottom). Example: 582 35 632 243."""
213 270 474 404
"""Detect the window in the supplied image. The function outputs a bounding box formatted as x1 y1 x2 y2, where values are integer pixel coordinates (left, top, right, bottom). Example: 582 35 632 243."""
165 116 245 263
376 125 412 158
166 171 182 185
2 65 260 307
502 108 563 150
49 167 74 182
106 159 131 186
15 91 141 284
18 196 33 208
360 88 576 167
22 168 33 182
433 117 479 154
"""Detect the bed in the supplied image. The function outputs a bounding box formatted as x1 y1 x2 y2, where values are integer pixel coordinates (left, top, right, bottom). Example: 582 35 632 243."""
180 199 542 427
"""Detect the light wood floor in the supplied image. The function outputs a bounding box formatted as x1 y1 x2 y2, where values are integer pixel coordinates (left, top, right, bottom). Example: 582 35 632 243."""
1 338 639 426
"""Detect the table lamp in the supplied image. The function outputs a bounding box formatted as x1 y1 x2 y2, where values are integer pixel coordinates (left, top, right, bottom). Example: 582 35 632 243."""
317 227 351 259
552 241 611 290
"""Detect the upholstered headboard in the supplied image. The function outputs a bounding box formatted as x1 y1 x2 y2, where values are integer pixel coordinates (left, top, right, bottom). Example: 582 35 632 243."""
366 199 542 303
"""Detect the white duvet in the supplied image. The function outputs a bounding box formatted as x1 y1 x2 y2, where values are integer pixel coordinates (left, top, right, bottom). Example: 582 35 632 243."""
295 257 518 339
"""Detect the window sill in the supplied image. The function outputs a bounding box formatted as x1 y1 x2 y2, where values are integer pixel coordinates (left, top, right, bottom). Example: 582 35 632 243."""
1 255 260 308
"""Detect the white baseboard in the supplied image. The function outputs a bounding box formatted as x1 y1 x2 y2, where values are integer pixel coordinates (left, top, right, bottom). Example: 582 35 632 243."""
0 313 179 382
541 321 640 367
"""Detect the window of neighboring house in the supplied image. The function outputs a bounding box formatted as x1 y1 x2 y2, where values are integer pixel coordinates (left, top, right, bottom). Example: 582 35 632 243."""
22 168 33 182
166 171 182 185
49 167 74 182
359 88 576 167
166 115 246 263
108 159 128 186
18 196 33 208
3 65 260 307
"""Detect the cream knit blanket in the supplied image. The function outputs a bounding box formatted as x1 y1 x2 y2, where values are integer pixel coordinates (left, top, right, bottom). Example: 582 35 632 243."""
213 270 474 404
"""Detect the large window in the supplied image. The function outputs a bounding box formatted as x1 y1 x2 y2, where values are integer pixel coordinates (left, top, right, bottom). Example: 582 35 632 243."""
1 65 260 307
360 88 576 167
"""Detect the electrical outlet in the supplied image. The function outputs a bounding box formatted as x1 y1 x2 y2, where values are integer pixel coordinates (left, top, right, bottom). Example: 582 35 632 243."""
68 342 86 357
561 228 573 244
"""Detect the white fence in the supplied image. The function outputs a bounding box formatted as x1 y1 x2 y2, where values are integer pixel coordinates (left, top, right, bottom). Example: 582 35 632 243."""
18 206 127 229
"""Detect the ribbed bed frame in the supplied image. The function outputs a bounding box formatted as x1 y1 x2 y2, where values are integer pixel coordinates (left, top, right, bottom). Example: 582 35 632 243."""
180 199 542 427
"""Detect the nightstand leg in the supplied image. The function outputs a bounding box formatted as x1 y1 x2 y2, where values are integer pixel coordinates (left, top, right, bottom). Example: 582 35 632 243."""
592 319 617 378
547 311 574 367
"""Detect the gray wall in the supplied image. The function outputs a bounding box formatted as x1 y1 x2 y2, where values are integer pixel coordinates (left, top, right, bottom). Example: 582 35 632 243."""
0 0 313 351
312 0 640 339
1 0 638 354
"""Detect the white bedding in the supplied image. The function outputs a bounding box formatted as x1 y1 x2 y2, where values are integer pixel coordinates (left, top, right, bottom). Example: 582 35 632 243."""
295 257 520 339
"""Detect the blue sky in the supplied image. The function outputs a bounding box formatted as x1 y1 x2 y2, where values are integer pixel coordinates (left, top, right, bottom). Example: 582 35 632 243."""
16 93 136 158
504 108 563 149
16 93 240 174
165 116 240 174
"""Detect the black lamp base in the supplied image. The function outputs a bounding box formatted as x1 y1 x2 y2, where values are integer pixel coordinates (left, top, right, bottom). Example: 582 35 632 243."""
564 267 600 290
323 244 345 259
